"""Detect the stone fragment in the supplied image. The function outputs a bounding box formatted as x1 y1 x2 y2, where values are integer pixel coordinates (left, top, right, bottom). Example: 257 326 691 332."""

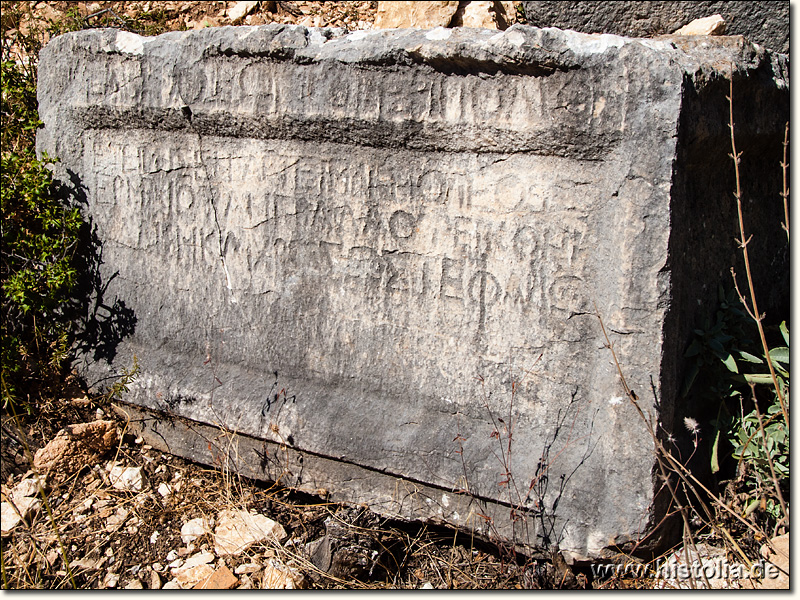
757 533 789 590
228 1 259 24
33 421 117 482
11 476 45 500
109 465 146 492
174 564 215 588
374 1 459 28
235 562 261 575
194 564 239 589
176 550 215 571
74 497 94 514
181 517 212 544
171 551 216 587
149 569 162 590
519 1 787 54
70 557 100 571
103 572 120 588
124 579 144 589
455 0 513 29
1 497 42 534
105 506 130 532
157 482 172 498
261 559 307 589
46 550 60 567
213 510 287 556
657 544 739 589
673 14 725 36
161 579 181 590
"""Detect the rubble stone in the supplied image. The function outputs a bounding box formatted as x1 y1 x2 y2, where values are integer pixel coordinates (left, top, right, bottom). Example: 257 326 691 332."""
33 421 118 483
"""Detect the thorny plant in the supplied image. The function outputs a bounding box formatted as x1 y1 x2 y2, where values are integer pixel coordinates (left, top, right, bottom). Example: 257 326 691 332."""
452 360 598 587
725 76 789 532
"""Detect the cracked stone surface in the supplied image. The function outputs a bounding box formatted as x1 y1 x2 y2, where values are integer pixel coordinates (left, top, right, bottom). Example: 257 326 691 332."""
37 23 788 559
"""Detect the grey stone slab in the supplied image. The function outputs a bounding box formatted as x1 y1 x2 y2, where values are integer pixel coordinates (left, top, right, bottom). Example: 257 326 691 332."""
37 24 788 560
521 1 790 54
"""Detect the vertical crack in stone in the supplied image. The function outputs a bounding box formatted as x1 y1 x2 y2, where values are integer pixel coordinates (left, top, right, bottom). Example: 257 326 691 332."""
181 103 238 305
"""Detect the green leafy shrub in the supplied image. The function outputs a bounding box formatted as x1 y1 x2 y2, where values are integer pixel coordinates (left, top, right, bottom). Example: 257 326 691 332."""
728 322 789 524
1 6 85 411
683 286 789 531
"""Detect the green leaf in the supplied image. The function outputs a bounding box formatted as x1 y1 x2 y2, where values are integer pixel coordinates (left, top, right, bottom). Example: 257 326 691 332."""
768 347 789 365
738 351 763 364
743 498 760 518
721 353 738 373
744 373 774 385
710 428 721 474
780 321 789 347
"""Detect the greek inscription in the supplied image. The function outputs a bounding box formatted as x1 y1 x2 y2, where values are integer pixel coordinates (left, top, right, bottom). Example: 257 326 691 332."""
440 258 464 300
468 270 501 311
389 210 416 239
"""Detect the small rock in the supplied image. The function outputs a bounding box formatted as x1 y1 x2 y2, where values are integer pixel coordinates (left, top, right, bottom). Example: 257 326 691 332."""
214 509 287 556
165 550 179 562
420 581 434 589
105 507 130 532
235 562 261 575
11 476 45 500
674 14 726 36
104 572 120 588
180 517 211 544
152 562 164 572
149 569 162 590
261 559 307 589
177 551 215 571
657 543 735 589
194 564 239 589
238 574 254 589
374 0 460 29
1 497 42 534
46 550 60 567
109 466 146 492
70 557 100 571
170 551 215 587
74 497 94 515
150 531 160 544
456 0 508 29
33 420 118 483
162 579 181 590
124 578 144 589
157 482 172 498
228 0 258 23
758 533 789 589
174 564 214 588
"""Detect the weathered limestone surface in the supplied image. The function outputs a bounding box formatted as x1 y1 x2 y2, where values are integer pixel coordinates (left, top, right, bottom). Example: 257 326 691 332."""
521 1 790 54
37 24 788 559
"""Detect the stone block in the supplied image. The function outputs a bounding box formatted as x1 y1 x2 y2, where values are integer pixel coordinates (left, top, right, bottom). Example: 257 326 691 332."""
37 24 788 559
521 1 789 54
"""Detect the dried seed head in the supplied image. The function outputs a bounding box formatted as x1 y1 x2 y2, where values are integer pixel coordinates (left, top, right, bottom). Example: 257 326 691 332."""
683 417 700 434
